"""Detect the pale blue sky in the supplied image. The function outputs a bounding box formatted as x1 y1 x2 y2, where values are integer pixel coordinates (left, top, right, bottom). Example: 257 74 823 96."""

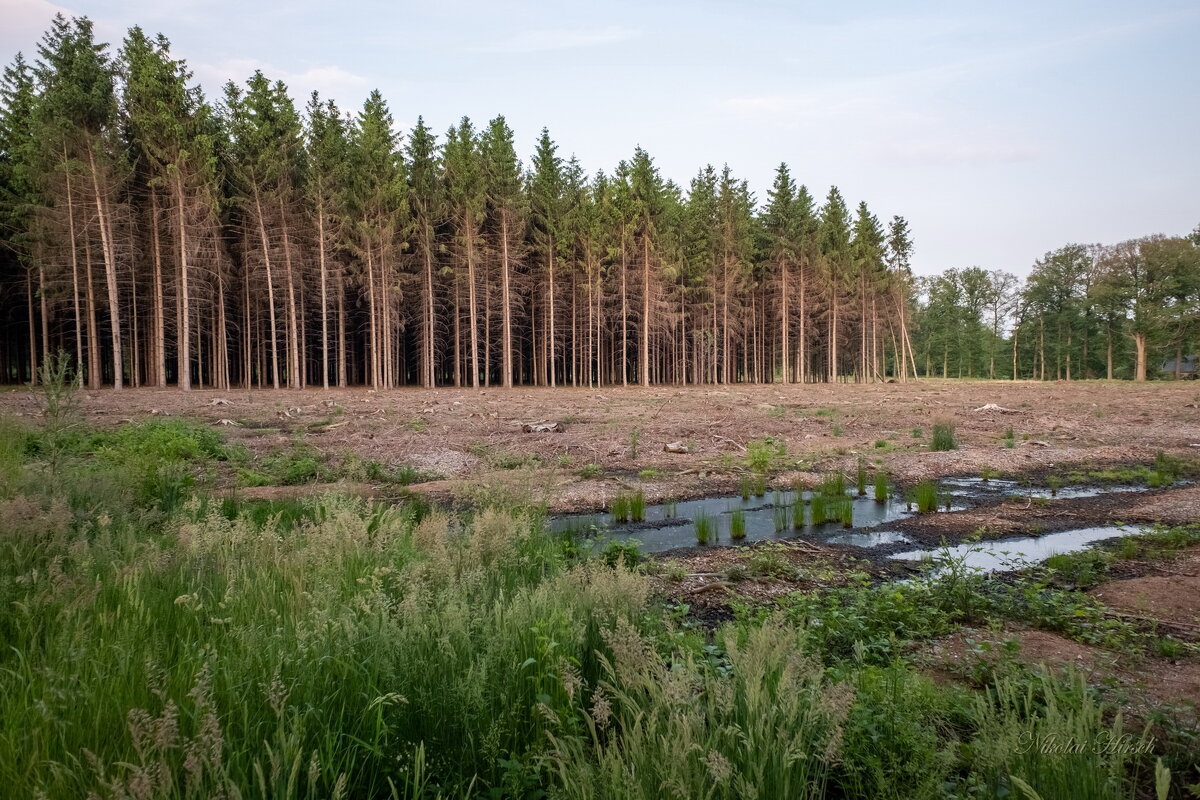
3 0 1197 276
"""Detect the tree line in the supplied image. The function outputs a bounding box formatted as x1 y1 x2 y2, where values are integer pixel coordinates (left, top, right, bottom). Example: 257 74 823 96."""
3 16 1195 392
913 232 1200 382
0 15 920 391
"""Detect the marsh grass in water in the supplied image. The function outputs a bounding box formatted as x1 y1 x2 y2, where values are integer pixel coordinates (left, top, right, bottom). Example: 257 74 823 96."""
694 511 714 544
874 471 889 503
730 509 747 540
629 491 646 522
915 480 939 513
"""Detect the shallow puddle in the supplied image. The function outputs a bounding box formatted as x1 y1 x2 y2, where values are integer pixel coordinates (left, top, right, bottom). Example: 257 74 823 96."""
553 490 909 554
888 525 1138 573
941 477 1147 501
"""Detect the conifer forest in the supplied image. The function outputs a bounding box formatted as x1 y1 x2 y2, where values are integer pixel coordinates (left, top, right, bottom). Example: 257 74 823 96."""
6 16 1196 391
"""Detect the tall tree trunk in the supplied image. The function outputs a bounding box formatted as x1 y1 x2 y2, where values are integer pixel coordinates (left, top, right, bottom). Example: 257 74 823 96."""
1133 332 1147 381
253 188 280 389
86 142 122 389
466 216 480 389
84 236 99 389
317 200 330 389
422 227 435 388
641 233 651 386
500 211 514 388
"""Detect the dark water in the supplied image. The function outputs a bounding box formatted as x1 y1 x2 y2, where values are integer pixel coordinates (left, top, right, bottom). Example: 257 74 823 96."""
552 477 1159 556
552 489 909 553
941 477 1146 501
888 525 1138 574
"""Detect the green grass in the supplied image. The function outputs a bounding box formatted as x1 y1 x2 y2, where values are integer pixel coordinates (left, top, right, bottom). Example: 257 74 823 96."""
611 494 631 523
694 512 714 544
915 480 939 513
856 460 867 496
730 509 747 540
0 399 1179 800
874 471 889 503
930 420 957 451
579 463 603 479
629 491 646 522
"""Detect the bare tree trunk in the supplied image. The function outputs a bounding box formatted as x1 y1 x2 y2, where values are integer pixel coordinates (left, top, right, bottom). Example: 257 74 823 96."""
641 234 651 386
466 217 480 388
280 200 301 389
336 272 347 388
65 164 84 375
84 236 99 388
86 143 122 389
500 212 514 388
422 229 435 388
1133 332 1146 381
317 201 330 389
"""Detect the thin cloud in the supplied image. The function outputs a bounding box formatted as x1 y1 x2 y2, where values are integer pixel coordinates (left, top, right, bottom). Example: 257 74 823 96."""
194 57 367 100
468 25 640 54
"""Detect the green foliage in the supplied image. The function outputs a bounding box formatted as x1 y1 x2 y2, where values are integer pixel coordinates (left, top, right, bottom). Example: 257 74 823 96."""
694 512 713 545
745 437 785 474
1004 427 1017 448
579 463 603 479
856 459 868 496
874 471 889 502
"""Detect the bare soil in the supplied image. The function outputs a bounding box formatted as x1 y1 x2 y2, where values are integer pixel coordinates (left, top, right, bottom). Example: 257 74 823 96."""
6 379 1200 511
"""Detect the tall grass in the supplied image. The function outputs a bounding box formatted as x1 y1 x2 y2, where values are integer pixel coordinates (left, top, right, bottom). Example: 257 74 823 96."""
611 493 631 523
694 512 714 545
629 491 646 522
856 460 868 496
931 421 958 451
874 471 889 503
730 509 747 540
915 480 939 513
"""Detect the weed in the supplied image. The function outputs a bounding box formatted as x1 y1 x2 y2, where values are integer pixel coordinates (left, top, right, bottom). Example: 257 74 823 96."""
915 480 939 513
629 491 646 522
579 463 603 479
628 427 641 459
856 460 868 496
831 424 845 436
752 473 767 497
810 494 826 526
663 497 678 517
730 509 747 540
874 471 889 503
930 420 957 451
912 427 923 439
610 494 631 523
694 512 714 544
980 466 999 482
1003 426 1016 449
739 475 752 500
600 539 642 568
774 503 791 532
637 468 661 480
1046 475 1063 496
